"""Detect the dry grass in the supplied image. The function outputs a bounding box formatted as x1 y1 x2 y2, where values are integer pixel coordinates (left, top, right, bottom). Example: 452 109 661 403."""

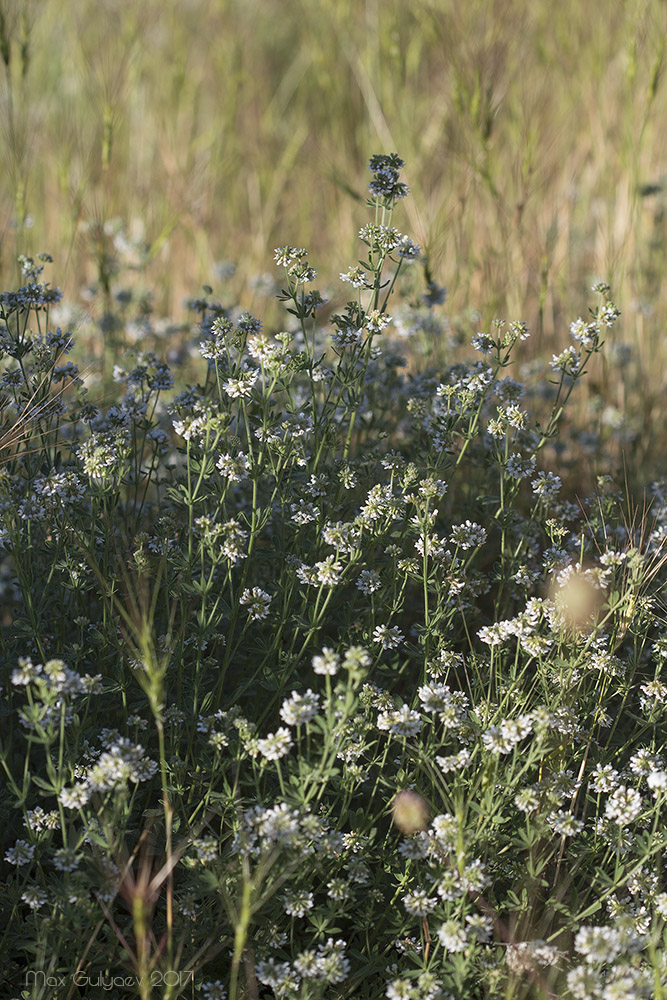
0 0 666 483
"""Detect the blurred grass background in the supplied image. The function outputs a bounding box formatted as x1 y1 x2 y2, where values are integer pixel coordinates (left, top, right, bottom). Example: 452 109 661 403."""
0 0 666 483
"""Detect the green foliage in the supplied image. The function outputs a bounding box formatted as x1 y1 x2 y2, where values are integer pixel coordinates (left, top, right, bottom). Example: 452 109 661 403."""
0 159 666 1000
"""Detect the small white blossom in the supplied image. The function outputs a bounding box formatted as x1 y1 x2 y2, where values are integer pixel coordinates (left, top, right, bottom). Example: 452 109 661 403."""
257 727 294 761
437 919 468 952
312 647 340 676
240 587 272 621
373 624 404 649
605 786 643 826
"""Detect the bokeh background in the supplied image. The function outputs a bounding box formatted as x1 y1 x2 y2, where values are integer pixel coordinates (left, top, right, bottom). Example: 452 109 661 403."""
1 0 666 485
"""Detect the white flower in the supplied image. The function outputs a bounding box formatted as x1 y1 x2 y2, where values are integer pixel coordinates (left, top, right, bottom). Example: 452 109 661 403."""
435 749 471 773
386 980 414 1000
216 451 250 482
339 265 368 288
314 556 342 587
437 919 468 952
532 471 561 499
201 981 227 1000
449 521 487 550
280 689 320 726
605 786 643 826
373 624 404 649
257 727 293 761
5 840 35 865
21 887 47 910
283 889 314 917
403 890 437 916
59 783 92 809
589 764 619 794
53 847 80 872
312 647 340 676
221 369 258 398
547 810 584 836
356 569 381 594
377 704 422 737
647 770 667 796
240 587 272 621
574 925 623 964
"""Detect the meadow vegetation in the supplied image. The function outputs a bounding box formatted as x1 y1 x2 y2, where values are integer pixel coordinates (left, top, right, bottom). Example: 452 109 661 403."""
0 3 667 999
0 154 666 1000
0 0 666 485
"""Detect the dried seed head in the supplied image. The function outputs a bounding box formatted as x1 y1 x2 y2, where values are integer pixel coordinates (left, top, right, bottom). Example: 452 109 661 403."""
391 790 430 834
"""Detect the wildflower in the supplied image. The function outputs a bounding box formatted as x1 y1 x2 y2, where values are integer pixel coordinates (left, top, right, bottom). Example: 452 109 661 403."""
255 959 297 992
356 569 381 594
12 657 42 686
397 237 420 259
290 500 317 524
366 309 391 333
221 369 258 398
514 787 540 813
373 624 404 649
450 521 487 550
605 786 643 825
58 782 92 809
466 914 493 942
403 890 438 916
280 689 320 726
193 838 218 863
437 919 468 952
566 965 600 998
505 453 536 480
639 680 667 715
472 332 494 354
368 153 408 202
257 727 293 761
5 840 35 865
569 318 600 349
274 245 308 267
338 465 357 489
506 940 560 972
628 748 663 776
342 645 372 680
398 835 430 859
315 938 350 984
386 980 415 1000
312 648 340 676
201 982 227 1000
216 451 250 482
327 877 352 901
547 811 584 836
432 874 462 908
339 266 369 288
288 261 317 284
240 587 272 620
550 345 581 375
574 925 623 964
647 771 667 796
283 889 314 917
21 887 48 910
314 556 342 587
431 813 458 849
322 520 359 551
377 705 422 737
435 749 471 773
53 847 81 872
532 471 562 499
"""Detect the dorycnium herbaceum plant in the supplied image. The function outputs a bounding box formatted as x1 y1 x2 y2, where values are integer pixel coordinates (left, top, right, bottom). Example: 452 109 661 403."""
1 157 667 1000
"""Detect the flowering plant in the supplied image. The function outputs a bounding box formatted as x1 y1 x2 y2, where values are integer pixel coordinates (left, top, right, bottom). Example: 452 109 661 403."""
0 157 666 1000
